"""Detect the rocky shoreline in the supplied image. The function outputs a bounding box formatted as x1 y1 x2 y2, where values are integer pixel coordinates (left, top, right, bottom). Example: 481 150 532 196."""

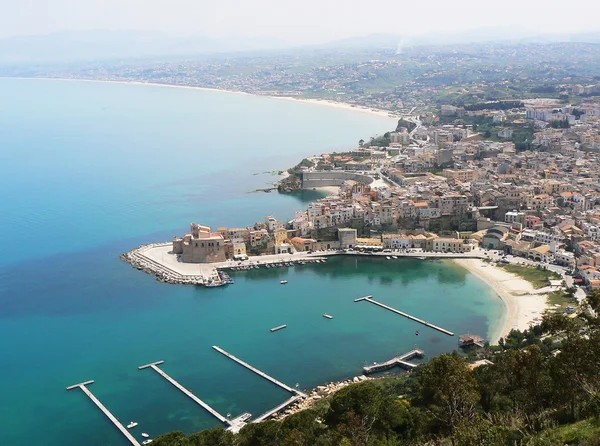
271 375 374 421
120 243 207 285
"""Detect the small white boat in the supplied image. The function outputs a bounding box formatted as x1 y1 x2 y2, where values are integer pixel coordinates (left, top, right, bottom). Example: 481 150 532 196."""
386 256 391 260
142 433 150 438
392 256 398 259
280 280 288 284
142 440 153 445
127 422 138 429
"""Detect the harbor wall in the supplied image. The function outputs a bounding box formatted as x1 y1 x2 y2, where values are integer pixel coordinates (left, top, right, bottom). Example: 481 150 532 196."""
302 171 374 189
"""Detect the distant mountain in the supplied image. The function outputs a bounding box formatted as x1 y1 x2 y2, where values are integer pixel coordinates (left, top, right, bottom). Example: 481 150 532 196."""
323 28 600 51
1 28 599 65
0 30 296 64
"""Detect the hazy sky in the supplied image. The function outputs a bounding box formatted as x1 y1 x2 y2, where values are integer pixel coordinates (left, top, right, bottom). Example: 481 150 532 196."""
2 0 600 41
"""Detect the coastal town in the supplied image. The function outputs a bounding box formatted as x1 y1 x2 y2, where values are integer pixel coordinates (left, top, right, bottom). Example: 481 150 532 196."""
122 93 600 344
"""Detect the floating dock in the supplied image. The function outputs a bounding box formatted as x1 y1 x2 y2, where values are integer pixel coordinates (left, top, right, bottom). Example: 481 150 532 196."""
138 361 229 425
66 380 141 446
270 324 287 332
212 346 306 398
213 346 306 422
357 296 454 336
323 314 333 319
252 395 302 423
363 349 425 374
354 295 372 302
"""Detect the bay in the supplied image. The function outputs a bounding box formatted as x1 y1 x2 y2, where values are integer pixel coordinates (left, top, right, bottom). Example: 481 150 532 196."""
0 78 504 446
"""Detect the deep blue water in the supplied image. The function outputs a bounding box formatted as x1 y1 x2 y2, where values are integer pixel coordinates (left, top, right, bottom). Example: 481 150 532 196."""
0 78 504 446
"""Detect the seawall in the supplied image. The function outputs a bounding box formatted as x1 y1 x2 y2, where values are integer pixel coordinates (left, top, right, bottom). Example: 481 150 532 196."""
301 171 374 189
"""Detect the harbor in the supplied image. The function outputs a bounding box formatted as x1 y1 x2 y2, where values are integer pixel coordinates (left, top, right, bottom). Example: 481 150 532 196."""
60 255 499 443
120 242 487 288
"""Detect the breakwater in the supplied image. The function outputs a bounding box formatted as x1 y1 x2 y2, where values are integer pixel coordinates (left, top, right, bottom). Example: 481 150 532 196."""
120 243 207 285
120 243 328 287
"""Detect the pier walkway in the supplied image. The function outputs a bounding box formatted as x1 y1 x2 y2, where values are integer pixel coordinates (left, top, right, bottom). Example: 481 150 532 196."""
363 349 425 374
66 380 141 446
252 395 302 423
358 296 454 336
213 346 306 398
139 361 229 425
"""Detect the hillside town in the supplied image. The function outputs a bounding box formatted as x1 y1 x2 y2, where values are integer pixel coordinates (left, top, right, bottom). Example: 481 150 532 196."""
172 96 600 291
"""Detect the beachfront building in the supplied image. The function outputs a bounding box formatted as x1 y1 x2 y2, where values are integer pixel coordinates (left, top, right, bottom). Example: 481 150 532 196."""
173 223 227 263
482 226 510 250
431 238 475 253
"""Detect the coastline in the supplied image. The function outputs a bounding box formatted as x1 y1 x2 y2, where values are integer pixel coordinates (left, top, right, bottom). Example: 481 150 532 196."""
453 258 550 344
0 76 397 120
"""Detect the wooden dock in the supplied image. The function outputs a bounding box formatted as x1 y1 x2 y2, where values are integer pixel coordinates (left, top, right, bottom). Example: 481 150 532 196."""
212 346 306 398
66 380 141 446
252 395 302 423
363 349 425 374
138 361 229 425
358 296 454 336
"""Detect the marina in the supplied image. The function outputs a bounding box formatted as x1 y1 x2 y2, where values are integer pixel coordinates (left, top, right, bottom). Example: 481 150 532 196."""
363 349 425 374
66 380 141 446
357 295 455 336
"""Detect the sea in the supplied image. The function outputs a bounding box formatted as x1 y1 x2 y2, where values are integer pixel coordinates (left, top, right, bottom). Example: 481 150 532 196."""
0 78 505 446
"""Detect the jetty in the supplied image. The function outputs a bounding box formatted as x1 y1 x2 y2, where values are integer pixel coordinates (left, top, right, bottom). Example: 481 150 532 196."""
66 380 141 446
357 295 454 336
270 324 287 332
354 295 372 302
213 346 306 397
213 346 306 421
363 349 425 374
252 395 303 423
138 361 230 425
459 334 486 348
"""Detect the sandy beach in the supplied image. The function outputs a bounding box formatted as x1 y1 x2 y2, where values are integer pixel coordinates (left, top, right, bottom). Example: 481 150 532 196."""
453 258 551 344
3 77 398 120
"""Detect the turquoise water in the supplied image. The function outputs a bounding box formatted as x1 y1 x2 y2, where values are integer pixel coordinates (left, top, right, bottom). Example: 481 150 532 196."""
0 78 504 446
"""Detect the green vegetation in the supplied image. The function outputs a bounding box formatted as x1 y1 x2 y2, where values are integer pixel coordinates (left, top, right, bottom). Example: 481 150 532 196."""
152 310 600 445
495 263 560 289
547 286 578 309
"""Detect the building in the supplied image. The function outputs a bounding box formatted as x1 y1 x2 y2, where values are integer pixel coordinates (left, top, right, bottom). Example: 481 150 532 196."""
442 169 478 183
482 226 510 249
431 238 474 253
173 223 227 263
290 237 316 252
338 228 358 248
273 227 288 246
505 210 526 226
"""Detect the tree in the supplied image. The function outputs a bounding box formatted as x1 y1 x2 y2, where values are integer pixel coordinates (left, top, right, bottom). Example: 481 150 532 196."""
415 352 480 441
358 139 364 147
587 289 600 311
187 428 236 446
